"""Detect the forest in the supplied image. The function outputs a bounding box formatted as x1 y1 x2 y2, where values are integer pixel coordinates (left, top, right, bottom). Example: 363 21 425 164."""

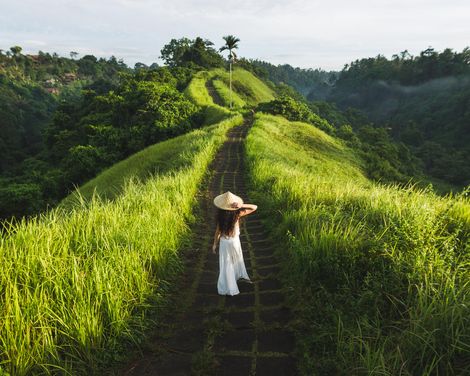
1 43 469 220
0 38 224 218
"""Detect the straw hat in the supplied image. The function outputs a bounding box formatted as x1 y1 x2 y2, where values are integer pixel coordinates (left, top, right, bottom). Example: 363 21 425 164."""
213 191 244 211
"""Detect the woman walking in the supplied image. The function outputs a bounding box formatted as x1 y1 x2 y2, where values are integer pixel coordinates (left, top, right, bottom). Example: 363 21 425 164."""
212 191 257 296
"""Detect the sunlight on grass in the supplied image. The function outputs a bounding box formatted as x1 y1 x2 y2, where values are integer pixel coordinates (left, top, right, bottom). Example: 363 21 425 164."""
184 68 274 120
246 113 470 375
212 78 246 108
184 71 232 125
212 67 275 106
0 115 243 375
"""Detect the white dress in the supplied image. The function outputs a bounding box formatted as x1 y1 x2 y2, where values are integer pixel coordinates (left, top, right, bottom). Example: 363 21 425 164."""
217 222 250 295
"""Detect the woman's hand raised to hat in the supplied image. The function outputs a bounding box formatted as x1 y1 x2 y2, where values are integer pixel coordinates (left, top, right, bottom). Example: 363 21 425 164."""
230 201 240 209
238 203 258 217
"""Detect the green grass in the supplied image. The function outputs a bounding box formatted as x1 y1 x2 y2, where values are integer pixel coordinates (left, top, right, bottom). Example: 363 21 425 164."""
211 78 246 109
246 113 470 375
184 71 231 125
61 119 242 205
184 68 274 118
212 68 274 106
0 115 243 375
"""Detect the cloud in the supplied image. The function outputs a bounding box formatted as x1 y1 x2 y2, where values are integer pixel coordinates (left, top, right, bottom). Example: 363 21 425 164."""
0 0 469 70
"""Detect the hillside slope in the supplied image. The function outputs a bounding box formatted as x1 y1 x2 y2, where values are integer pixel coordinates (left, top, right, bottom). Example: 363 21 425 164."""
61 114 241 206
61 67 268 206
0 115 242 375
185 68 275 123
246 113 470 375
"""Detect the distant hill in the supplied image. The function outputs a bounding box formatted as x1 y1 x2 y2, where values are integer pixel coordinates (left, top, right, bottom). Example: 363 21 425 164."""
326 47 470 187
250 59 337 99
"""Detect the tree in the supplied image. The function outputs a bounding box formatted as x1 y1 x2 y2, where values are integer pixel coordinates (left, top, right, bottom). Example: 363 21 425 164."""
70 51 79 60
160 37 223 69
134 62 148 70
220 35 240 109
10 45 22 56
160 38 192 67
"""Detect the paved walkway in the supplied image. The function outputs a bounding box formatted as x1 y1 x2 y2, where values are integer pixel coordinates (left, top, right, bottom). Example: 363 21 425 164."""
122 116 295 375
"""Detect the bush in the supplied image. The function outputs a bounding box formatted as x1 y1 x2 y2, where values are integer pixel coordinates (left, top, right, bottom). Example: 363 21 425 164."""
257 95 312 122
0 182 42 218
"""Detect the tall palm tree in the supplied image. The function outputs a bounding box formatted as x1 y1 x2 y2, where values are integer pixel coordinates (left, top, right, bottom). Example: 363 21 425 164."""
220 35 240 109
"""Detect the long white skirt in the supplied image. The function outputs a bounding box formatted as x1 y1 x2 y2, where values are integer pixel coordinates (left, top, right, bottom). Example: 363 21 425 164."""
217 235 250 296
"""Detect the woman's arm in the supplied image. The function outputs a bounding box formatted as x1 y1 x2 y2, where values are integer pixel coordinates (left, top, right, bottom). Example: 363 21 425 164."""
239 203 258 217
212 225 220 254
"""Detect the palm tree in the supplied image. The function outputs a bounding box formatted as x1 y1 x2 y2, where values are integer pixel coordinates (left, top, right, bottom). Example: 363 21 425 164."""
220 35 240 109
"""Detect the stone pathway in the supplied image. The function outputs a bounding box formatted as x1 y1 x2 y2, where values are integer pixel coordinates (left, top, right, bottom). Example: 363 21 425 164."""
121 116 295 375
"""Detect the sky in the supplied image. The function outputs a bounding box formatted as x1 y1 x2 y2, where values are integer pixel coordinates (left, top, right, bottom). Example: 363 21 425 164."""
1 0 469 71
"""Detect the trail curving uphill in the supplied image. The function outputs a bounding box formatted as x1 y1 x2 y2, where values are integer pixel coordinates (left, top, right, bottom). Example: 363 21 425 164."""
121 115 295 375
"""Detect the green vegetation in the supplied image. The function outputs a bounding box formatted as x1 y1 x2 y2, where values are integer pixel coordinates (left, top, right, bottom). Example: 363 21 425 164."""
246 113 470 375
0 115 242 375
45 68 199 188
212 78 246 108
184 70 232 125
219 35 240 109
184 67 274 123
160 37 224 69
187 68 274 108
0 51 204 219
258 95 423 185
0 39 275 220
228 68 275 104
62 113 241 205
253 48 470 188
0 48 129 218
3 38 469 375
329 47 470 187
250 59 336 98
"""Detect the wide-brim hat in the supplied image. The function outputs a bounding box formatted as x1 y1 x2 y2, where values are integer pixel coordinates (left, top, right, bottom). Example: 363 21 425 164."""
213 191 244 211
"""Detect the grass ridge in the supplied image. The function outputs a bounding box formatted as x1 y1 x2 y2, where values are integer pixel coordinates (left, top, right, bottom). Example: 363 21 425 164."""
246 113 470 375
0 115 243 375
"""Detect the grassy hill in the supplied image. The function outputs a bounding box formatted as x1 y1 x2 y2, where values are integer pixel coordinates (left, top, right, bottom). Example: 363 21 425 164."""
2 61 469 375
246 113 470 375
185 67 275 123
61 115 240 206
0 114 242 375
0 65 264 374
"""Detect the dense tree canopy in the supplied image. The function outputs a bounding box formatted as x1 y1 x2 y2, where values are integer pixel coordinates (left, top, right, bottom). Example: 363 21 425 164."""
160 37 224 69
329 47 470 186
251 59 336 98
0 46 202 219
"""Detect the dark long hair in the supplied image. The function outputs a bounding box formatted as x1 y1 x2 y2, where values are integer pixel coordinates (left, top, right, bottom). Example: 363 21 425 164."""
216 208 243 237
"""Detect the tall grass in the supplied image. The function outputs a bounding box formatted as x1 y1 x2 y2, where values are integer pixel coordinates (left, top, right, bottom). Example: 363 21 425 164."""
61 121 232 205
212 68 275 106
184 68 275 120
246 114 470 375
184 71 231 125
0 115 243 375
212 78 246 109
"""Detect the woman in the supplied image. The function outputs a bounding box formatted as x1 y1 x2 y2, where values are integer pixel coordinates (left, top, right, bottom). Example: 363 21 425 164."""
212 191 258 296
